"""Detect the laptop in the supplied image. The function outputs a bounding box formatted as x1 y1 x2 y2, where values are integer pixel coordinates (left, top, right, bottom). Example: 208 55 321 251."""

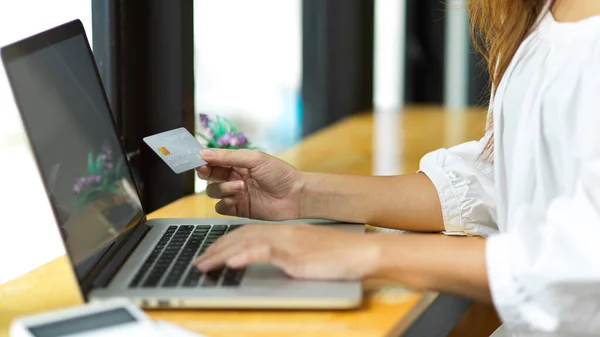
1 19 364 309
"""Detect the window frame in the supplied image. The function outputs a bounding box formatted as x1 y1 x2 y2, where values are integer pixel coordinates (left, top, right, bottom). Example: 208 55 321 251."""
301 0 375 136
92 0 195 212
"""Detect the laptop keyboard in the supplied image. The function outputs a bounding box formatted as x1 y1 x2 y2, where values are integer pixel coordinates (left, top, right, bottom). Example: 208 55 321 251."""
129 224 245 289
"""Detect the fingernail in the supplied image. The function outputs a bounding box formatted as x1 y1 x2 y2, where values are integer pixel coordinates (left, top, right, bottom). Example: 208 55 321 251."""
201 149 215 159
236 181 245 190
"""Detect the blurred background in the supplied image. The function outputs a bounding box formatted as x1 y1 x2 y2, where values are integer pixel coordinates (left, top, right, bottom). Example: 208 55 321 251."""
0 0 489 282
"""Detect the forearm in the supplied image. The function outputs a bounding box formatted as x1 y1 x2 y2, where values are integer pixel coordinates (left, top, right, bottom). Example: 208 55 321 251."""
299 172 444 232
369 233 491 302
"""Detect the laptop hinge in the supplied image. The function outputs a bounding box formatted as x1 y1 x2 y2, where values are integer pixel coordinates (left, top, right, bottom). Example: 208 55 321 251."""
81 222 150 294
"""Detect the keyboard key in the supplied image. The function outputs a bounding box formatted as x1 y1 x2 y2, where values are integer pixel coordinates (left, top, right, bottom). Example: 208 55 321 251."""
129 273 145 287
182 279 200 287
222 268 245 287
167 269 183 277
172 262 187 269
163 278 180 287
151 266 167 275
181 247 199 255
201 276 218 287
174 259 188 266
224 267 244 278
228 224 242 231
182 269 203 287
163 281 178 287
189 236 204 243
178 257 194 264
208 268 224 279
142 277 161 288
140 261 154 271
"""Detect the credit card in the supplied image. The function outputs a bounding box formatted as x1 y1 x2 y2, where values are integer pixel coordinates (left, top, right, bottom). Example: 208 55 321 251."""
143 127 207 174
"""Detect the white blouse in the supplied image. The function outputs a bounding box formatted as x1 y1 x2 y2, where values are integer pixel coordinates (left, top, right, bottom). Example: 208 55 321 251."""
419 9 600 336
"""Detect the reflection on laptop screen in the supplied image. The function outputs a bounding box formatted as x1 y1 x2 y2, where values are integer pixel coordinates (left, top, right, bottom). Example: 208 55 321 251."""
2 25 144 279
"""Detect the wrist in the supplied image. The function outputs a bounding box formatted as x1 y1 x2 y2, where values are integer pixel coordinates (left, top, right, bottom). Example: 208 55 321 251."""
360 234 387 279
363 234 420 282
363 234 394 279
297 171 314 219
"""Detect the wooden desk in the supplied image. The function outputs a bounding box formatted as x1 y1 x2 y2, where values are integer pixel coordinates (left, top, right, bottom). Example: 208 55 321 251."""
0 106 490 337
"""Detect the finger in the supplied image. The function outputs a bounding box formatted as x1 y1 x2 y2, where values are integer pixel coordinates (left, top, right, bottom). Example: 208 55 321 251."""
198 225 257 263
196 165 232 182
194 231 243 266
206 181 245 199
214 198 238 216
201 149 264 169
202 225 250 254
225 245 272 269
195 243 249 272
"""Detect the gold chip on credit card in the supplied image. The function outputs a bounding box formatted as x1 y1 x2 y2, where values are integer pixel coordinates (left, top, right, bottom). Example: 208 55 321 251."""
158 147 171 155
143 127 207 174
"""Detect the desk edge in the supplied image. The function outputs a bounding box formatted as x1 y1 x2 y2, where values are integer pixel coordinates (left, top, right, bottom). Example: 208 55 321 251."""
385 291 439 337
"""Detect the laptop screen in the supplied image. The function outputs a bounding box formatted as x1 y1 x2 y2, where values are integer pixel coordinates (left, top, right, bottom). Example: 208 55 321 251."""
1 21 144 280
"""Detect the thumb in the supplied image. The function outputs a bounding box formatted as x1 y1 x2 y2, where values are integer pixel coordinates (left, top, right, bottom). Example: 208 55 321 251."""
200 149 262 168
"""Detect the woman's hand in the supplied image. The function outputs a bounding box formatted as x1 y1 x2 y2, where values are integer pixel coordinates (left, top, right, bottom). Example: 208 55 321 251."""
197 149 304 221
193 224 379 280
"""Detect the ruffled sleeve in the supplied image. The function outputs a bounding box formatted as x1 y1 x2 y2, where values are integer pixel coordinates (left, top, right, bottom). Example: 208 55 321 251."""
418 116 498 236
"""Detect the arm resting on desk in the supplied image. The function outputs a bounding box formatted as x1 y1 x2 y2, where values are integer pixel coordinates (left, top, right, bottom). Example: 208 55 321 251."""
371 234 491 302
301 136 497 236
300 172 445 232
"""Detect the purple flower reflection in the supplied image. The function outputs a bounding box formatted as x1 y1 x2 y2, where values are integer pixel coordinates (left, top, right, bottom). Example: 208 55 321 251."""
73 174 102 195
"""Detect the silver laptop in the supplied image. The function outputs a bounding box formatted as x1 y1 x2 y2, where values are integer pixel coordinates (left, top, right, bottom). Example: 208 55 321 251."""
1 20 363 309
